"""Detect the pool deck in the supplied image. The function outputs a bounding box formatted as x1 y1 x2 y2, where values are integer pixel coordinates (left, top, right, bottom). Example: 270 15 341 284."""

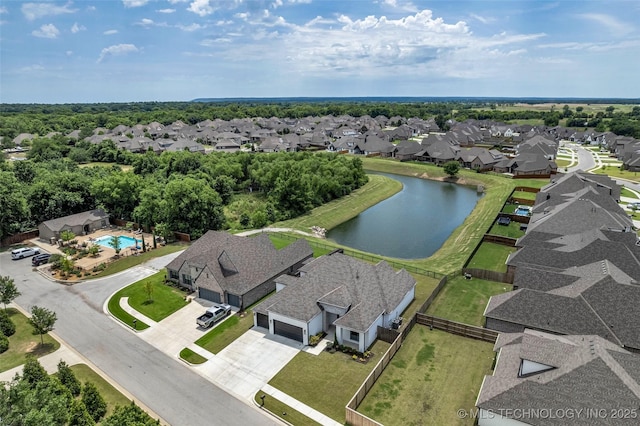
30 228 154 271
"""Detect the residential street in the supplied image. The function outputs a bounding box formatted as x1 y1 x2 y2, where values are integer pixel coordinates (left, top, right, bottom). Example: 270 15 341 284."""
0 252 277 426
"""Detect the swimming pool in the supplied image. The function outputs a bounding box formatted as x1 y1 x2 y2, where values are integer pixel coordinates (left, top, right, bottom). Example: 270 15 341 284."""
515 206 532 216
94 235 141 249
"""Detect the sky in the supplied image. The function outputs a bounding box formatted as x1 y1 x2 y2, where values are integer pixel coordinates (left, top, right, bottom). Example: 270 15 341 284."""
1 0 639 103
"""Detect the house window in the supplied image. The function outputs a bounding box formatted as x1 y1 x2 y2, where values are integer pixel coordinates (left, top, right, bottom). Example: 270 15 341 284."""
350 331 359 342
169 270 179 280
181 274 192 286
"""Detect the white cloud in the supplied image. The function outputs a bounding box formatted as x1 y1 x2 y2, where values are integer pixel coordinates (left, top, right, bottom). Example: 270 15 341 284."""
579 13 634 36
157 8 176 14
470 13 495 24
0 6 7 14
66 50 73 56
188 0 216 17
177 23 204 31
97 43 139 63
22 2 77 20
20 64 45 72
169 0 189 3
32 23 60 39
122 0 149 7
380 0 418 13
71 22 86 33
136 18 155 27
104 29 119 35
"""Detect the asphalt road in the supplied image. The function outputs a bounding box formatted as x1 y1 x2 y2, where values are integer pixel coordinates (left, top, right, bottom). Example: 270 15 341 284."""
0 252 277 426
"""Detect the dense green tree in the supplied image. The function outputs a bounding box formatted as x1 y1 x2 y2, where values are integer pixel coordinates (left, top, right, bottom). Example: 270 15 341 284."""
29 305 57 345
13 160 37 183
0 171 29 240
163 177 224 237
443 161 460 178
57 360 81 397
22 356 49 388
0 310 16 336
69 399 96 426
102 402 160 426
82 382 107 422
0 275 21 311
91 172 142 220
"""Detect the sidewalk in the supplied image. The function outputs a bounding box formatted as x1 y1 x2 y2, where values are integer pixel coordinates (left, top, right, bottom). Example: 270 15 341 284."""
263 384 342 426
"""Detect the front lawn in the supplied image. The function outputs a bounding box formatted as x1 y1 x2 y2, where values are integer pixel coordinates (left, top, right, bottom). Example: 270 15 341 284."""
590 167 640 182
195 311 255 354
621 187 639 199
358 326 495 426
426 276 512 326
269 339 391 423
466 242 517 272
254 390 322 426
179 348 207 364
0 308 60 372
107 271 189 329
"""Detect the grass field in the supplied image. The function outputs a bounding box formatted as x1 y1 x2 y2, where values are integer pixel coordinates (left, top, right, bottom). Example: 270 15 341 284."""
401 274 440 317
427 276 512 326
274 174 402 232
107 271 189 329
267 234 332 258
358 326 495 426
590 167 640 182
488 220 525 239
70 364 132 418
621 187 639 199
254 391 322 426
78 162 133 172
466 242 517 272
195 311 255 354
555 158 572 168
0 308 60 372
269 339 391 423
89 243 187 278
473 103 635 114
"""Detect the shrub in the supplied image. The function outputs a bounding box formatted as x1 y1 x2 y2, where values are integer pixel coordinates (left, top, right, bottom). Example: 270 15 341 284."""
0 333 8 354
0 310 16 337
57 360 81 397
309 335 321 346
82 382 107 422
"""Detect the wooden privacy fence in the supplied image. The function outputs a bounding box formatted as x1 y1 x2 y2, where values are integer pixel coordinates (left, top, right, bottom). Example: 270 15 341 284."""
416 314 499 343
1 229 39 247
463 268 515 284
481 234 517 246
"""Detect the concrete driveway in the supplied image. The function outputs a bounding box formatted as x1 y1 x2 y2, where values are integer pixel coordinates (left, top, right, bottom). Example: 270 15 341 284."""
198 328 303 400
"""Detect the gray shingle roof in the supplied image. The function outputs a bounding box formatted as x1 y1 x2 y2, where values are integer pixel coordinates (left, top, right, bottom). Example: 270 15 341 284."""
477 330 640 425
41 209 109 232
166 231 313 296
253 253 415 332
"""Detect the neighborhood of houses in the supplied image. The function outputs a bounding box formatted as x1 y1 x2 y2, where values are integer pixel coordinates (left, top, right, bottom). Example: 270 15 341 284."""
7 111 640 424
7 113 640 175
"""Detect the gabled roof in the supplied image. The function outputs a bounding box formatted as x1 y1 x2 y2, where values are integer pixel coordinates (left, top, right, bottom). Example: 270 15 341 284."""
166 231 313 296
254 252 415 332
41 209 109 232
477 330 640 425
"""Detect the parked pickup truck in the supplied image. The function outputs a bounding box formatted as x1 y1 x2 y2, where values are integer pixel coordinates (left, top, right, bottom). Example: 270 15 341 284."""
197 304 232 328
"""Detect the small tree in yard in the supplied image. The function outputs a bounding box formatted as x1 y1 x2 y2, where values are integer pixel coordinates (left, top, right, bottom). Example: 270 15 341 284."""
0 275 21 311
69 399 96 426
29 305 57 345
144 280 154 303
109 235 121 257
57 360 81 396
60 230 76 245
443 161 460 178
22 356 49 388
82 382 107 422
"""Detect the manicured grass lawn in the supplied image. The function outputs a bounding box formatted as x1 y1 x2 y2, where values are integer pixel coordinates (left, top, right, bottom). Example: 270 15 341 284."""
275 174 402 232
0 308 60 372
427 276 512 326
488 220 525 239
267 234 332 258
591 167 640 182
358 326 495 426
179 348 207 364
466 242 517 273
401 274 440 317
195 311 255 354
501 203 518 214
69 363 131 417
254 390 322 426
622 187 639 199
107 271 189 329
512 190 536 200
555 158 572 167
89 243 187 278
269 339 391 423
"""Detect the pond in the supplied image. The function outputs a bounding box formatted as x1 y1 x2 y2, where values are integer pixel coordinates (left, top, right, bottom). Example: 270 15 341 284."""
326 172 482 259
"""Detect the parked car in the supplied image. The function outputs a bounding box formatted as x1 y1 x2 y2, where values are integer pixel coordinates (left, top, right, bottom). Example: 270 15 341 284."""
11 247 40 260
32 253 51 266
197 304 232 328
